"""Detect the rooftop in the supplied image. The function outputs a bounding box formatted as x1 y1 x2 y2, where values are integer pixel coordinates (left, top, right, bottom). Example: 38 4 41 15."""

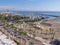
0 31 17 45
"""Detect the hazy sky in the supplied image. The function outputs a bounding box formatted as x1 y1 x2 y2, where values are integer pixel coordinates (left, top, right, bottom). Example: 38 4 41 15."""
0 0 60 11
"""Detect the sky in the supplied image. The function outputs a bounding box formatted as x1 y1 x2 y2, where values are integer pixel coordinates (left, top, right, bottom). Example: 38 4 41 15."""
0 0 60 11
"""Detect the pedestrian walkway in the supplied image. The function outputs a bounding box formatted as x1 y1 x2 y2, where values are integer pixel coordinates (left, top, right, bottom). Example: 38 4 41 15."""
27 33 51 45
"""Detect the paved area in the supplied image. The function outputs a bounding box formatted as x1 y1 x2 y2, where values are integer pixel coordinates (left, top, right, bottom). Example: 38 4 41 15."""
0 23 43 45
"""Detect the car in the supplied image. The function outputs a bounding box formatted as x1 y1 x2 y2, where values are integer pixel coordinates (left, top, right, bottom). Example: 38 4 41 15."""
50 39 60 45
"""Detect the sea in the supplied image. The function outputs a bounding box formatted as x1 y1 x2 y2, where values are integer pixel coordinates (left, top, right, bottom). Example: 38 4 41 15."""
12 11 60 16
12 11 60 22
0 11 60 21
0 10 60 16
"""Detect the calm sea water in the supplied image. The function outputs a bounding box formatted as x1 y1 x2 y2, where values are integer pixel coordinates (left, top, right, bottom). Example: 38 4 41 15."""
12 11 60 16
0 10 60 16
12 11 60 22
1 11 60 21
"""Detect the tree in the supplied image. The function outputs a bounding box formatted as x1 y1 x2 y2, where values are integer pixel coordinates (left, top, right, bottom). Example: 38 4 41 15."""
18 28 27 35
29 41 34 45
52 31 55 40
5 15 12 21
33 33 36 39
40 28 43 34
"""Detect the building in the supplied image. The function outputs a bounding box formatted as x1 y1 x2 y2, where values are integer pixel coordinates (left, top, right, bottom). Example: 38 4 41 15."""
0 31 17 45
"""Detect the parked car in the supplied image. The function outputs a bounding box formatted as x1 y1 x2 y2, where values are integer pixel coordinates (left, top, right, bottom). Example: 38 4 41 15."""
50 39 60 45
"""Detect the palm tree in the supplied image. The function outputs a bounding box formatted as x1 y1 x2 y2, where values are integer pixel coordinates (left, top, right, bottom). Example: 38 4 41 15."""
33 33 36 39
40 28 43 34
29 41 34 45
49 28 53 34
29 30 32 37
52 30 55 40
46 30 48 35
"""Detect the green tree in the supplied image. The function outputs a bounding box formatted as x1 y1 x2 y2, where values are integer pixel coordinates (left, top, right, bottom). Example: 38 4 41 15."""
29 41 34 45
5 15 11 21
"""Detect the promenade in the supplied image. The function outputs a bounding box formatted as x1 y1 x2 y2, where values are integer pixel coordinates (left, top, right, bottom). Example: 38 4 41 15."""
0 26 20 45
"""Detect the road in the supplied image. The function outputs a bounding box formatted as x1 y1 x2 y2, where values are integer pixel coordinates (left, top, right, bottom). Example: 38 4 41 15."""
0 23 43 45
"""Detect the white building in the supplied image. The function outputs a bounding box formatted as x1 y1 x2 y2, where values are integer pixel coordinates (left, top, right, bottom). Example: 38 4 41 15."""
1 39 17 45
0 31 17 45
0 34 7 40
